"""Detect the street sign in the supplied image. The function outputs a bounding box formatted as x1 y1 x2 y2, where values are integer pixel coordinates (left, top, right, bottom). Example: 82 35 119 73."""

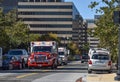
113 11 120 24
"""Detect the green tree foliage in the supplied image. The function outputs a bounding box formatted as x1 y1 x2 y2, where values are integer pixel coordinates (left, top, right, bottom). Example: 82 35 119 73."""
39 33 60 44
89 0 118 62
67 42 80 55
0 9 40 52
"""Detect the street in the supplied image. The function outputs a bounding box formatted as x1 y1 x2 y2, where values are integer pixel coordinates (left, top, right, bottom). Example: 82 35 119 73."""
0 61 88 82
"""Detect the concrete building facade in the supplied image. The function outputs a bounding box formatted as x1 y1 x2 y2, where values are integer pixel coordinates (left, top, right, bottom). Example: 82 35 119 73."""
17 0 85 47
86 19 99 48
0 0 87 49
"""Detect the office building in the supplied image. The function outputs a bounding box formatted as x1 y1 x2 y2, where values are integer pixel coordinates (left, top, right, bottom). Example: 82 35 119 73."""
0 0 87 49
86 19 99 48
18 0 85 47
1 0 18 13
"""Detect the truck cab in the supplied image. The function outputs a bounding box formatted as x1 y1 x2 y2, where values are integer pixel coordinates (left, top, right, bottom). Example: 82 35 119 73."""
58 47 68 65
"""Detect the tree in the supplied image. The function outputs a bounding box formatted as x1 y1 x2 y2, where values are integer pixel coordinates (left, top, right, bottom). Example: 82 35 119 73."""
67 42 80 55
38 33 60 44
0 9 40 52
89 0 118 62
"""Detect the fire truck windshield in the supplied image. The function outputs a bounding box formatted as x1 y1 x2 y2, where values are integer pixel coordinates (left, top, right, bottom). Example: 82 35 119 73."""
32 46 52 52
58 52 64 55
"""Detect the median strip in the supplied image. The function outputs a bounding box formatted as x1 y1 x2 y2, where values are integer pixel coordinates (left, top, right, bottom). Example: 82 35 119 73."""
16 73 38 79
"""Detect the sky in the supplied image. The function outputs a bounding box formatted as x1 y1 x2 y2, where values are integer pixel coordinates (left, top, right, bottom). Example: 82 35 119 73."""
65 0 101 19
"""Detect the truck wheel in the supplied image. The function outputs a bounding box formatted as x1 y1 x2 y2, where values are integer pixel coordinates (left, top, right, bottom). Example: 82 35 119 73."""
108 70 112 73
28 66 32 69
51 62 57 69
88 70 92 73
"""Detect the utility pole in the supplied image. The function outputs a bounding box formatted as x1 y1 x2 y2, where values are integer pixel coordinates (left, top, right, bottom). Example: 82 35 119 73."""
114 0 120 80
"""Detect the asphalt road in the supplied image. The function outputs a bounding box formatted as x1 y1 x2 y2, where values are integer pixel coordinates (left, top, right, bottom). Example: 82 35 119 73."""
0 61 88 82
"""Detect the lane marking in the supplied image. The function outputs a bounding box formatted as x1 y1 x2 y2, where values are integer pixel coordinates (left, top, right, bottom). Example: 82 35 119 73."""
16 73 38 79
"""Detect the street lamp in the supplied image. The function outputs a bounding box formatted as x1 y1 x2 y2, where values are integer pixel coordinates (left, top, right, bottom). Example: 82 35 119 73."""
114 0 120 80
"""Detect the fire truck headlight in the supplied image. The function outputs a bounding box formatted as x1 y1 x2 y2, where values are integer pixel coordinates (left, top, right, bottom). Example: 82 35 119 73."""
29 58 35 63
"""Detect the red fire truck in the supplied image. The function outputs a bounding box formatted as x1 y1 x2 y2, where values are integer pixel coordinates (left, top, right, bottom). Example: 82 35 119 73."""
28 41 58 69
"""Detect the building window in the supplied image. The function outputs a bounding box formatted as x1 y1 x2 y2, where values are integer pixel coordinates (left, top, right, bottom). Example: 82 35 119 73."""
22 18 72 21
36 0 40 2
18 5 72 9
30 24 72 28
29 0 34 2
18 12 72 15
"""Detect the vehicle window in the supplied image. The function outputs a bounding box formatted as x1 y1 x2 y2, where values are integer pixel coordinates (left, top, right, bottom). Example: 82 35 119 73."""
24 50 28 55
33 46 52 52
92 54 109 60
82 55 89 59
8 50 23 55
58 52 64 55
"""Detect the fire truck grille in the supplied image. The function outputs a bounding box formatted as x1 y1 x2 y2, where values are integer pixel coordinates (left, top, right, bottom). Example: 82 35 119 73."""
34 55 47 62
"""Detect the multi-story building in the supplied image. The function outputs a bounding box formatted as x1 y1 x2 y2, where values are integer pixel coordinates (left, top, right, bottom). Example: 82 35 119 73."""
86 19 99 48
1 0 18 13
17 0 85 47
0 0 87 49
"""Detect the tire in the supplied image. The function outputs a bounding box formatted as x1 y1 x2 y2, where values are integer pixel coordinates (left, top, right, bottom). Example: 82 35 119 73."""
108 70 112 73
22 60 26 69
28 66 32 69
64 62 68 65
51 61 57 69
88 70 92 73
22 63 26 69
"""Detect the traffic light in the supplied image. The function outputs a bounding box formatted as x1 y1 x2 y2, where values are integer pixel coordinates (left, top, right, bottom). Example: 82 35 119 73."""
113 11 120 24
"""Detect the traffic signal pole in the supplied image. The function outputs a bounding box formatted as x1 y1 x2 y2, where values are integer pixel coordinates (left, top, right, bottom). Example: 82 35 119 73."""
115 0 120 81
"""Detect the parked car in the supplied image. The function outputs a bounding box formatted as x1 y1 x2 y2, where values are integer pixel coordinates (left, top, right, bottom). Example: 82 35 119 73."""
88 52 112 73
81 54 89 63
6 49 29 68
2 55 22 70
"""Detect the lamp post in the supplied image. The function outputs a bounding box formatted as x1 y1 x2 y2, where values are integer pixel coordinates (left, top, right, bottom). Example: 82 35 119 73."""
114 0 120 80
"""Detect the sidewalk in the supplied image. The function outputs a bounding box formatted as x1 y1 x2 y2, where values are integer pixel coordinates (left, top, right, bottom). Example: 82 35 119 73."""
87 73 120 82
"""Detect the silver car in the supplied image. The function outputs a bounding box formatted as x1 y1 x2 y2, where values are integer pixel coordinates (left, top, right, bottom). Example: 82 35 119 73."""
88 52 112 73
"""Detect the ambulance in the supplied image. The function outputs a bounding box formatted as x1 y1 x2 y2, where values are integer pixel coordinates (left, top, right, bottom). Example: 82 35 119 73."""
28 41 58 69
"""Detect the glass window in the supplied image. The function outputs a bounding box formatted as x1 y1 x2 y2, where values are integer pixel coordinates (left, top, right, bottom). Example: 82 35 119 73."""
23 18 72 21
58 52 64 55
29 0 34 2
30 24 72 28
18 12 72 15
32 46 52 52
18 5 72 9
8 50 23 55
92 54 109 60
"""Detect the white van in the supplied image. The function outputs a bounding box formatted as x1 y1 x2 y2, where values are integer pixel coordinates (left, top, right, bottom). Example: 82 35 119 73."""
88 48 112 73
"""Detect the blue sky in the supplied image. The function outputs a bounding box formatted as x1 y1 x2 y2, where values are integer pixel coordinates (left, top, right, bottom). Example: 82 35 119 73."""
65 0 101 19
